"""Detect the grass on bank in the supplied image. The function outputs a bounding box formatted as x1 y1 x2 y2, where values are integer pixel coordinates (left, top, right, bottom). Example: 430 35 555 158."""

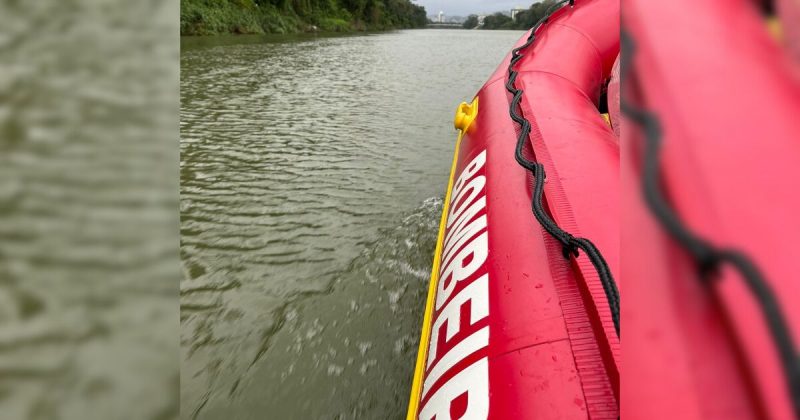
181 0 427 36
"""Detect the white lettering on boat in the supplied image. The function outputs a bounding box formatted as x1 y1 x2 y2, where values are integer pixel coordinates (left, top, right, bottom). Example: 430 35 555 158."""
419 150 490 419
419 358 489 420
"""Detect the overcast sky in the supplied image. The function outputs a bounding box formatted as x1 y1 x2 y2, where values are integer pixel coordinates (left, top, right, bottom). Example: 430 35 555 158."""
412 0 536 16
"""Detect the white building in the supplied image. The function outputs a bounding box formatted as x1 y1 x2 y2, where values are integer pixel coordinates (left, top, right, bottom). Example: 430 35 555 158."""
511 6 526 20
438 11 445 23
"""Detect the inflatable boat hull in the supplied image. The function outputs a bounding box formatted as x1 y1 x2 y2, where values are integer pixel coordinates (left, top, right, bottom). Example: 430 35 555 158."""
407 1 620 418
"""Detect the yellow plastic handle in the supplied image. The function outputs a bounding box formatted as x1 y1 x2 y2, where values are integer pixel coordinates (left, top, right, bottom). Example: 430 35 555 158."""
454 97 479 133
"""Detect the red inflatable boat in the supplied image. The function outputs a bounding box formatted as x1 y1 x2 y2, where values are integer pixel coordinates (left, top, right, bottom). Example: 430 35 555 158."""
407 0 620 418
623 0 800 419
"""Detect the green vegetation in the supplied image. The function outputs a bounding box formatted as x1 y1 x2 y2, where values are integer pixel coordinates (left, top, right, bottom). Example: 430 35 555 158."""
463 0 558 30
480 12 513 29
462 15 478 29
181 0 428 35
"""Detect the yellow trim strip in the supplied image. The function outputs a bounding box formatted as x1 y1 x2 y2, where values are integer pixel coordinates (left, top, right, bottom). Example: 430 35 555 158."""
601 112 611 126
406 98 477 419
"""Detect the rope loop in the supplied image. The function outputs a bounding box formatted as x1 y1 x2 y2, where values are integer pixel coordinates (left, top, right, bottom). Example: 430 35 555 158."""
698 252 722 279
562 239 580 260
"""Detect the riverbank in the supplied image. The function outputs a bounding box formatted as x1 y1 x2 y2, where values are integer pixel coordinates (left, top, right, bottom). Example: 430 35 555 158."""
180 0 427 35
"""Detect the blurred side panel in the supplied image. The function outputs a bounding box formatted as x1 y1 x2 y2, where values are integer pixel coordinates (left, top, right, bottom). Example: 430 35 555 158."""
622 0 800 419
0 1 179 419
777 0 800 63
608 54 621 139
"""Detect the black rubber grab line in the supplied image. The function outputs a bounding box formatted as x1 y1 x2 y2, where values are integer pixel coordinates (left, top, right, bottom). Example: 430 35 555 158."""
504 0 620 337
620 28 800 419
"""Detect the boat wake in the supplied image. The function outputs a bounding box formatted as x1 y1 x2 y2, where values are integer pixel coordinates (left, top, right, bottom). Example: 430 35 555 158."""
184 197 443 419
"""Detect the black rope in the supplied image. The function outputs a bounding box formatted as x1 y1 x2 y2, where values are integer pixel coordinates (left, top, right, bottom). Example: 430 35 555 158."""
620 28 800 418
504 0 620 337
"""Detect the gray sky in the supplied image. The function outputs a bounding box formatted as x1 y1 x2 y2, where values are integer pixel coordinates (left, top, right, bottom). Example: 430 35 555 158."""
412 0 536 16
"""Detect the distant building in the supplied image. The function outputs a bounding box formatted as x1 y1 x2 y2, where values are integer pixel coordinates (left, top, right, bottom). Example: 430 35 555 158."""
511 6 527 20
425 12 465 25
447 15 466 24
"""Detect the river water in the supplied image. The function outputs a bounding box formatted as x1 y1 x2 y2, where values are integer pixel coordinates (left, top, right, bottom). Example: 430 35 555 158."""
0 2 179 420
180 29 522 419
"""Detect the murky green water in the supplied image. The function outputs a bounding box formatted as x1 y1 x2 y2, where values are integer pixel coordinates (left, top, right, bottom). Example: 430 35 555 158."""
180 29 522 419
0 1 179 420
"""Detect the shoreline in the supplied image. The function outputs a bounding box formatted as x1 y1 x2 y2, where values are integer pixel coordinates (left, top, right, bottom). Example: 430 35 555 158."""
179 30 409 51
180 0 427 37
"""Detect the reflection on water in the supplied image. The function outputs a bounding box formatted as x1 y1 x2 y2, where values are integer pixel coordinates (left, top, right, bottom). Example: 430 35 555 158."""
180 30 522 418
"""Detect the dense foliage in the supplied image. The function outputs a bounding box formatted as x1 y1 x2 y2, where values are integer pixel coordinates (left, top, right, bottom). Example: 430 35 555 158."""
461 15 478 29
481 12 513 30
181 0 428 35
463 0 558 30
511 0 560 29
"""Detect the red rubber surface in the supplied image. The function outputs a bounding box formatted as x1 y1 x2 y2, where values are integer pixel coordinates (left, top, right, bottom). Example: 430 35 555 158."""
412 1 619 418
623 0 800 418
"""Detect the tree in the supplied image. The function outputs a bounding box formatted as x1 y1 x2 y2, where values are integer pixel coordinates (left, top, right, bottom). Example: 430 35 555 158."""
513 0 557 29
482 12 512 29
463 14 478 29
